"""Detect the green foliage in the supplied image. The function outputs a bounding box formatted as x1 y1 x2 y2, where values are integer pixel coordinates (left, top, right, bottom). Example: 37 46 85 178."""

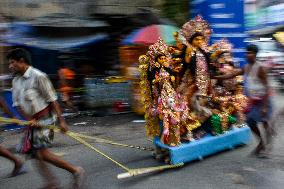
161 0 190 26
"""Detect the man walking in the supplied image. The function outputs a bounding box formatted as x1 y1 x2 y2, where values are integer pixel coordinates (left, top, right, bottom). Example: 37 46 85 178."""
243 44 273 156
7 48 85 188
215 44 273 156
57 63 78 113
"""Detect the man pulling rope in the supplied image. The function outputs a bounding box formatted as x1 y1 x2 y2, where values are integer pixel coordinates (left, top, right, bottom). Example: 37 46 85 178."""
7 48 85 189
0 116 184 179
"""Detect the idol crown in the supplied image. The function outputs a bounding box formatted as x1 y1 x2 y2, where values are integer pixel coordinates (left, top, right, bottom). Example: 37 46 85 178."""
181 15 211 42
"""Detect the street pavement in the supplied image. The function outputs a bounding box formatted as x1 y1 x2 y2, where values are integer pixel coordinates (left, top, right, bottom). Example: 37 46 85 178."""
1 92 284 189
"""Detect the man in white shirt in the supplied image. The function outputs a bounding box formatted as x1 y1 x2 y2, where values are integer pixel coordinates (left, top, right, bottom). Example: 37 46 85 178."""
214 44 273 157
7 48 85 189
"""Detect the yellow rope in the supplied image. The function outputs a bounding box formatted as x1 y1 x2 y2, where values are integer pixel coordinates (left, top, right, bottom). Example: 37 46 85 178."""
0 116 184 178
1 117 154 152
0 117 131 171
67 132 130 172
73 132 154 152
117 162 184 179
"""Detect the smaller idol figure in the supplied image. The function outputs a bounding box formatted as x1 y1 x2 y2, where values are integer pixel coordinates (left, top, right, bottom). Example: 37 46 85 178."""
148 38 188 146
210 39 248 128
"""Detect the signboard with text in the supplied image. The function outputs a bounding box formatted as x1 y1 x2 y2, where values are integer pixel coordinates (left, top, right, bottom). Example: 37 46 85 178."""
191 0 247 67
245 3 284 31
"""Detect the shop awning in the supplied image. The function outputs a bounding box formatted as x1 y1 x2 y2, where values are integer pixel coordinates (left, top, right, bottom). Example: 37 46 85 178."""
1 31 109 50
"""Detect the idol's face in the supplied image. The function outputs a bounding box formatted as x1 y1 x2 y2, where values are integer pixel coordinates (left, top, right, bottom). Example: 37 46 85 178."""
191 36 205 48
217 52 233 64
157 55 169 68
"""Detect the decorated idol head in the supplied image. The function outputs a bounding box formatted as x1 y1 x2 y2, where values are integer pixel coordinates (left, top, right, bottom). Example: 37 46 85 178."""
180 15 212 49
147 38 172 70
211 39 234 66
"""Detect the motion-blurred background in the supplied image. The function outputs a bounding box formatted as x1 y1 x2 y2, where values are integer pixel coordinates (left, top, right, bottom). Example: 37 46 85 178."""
0 0 283 115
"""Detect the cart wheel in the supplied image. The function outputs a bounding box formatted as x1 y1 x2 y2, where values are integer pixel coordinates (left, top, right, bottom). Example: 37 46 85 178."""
164 156 171 164
155 154 166 161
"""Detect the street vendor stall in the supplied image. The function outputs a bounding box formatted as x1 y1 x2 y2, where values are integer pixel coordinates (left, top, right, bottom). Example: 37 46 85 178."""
119 46 148 114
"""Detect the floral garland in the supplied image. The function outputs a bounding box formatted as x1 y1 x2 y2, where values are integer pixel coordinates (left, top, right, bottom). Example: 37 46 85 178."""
138 55 160 137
